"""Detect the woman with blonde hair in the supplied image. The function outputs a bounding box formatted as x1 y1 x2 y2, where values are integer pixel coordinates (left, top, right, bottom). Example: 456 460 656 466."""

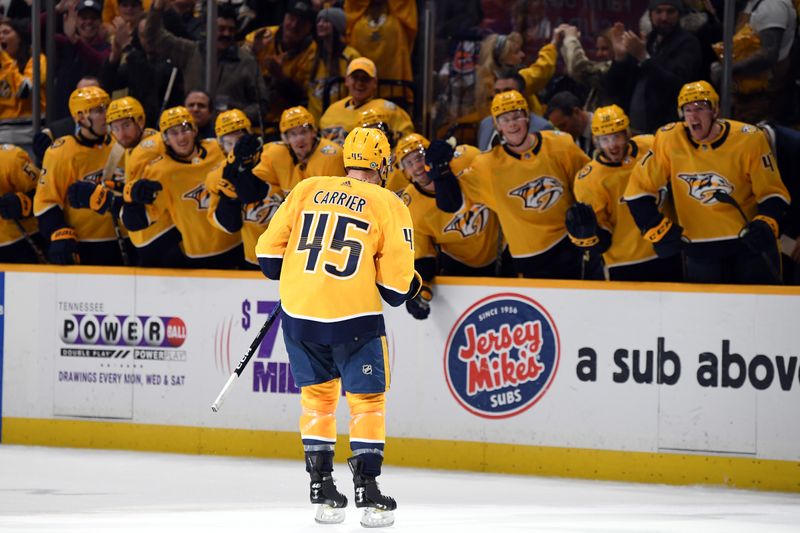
0 18 46 119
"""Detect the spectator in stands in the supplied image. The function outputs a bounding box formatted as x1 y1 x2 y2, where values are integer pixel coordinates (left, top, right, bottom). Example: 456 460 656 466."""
101 0 151 27
511 0 552 56
159 0 203 41
476 69 552 151
1 0 37 19
0 144 42 263
545 91 595 155
307 7 360 120
475 30 558 119
32 75 100 164
100 17 185 130
557 23 613 111
348 0 417 106
184 90 215 139
714 0 797 124
145 0 267 126
0 18 47 119
606 0 703 134
52 0 111 121
319 57 413 145
244 0 317 134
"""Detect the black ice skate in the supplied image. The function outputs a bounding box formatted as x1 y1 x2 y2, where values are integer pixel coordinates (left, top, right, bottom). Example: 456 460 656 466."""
348 456 396 528
307 453 347 524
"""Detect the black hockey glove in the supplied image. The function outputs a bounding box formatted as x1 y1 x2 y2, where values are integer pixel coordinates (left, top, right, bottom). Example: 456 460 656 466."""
232 134 263 169
643 216 684 258
0 192 32 220
424 139 455 182
124 179 163 204
740 215 778 253
68 182 114 214
565 202 598 246
405 285 433 320
222 161 268 203
48 227 79 265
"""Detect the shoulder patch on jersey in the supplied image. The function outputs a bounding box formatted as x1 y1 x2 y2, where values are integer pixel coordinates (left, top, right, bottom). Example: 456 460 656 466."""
320 144 337 155
146 155 164 167
551 130 565 136
401 191 412 206
741 124 757 134
577 164 593 180
382 100 398 110
660 122 677 132
51 137 67 149
0 143 13 151
140 138 156 149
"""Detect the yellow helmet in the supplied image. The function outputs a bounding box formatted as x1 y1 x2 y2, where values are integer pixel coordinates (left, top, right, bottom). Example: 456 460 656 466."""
395 133 429 165
343 127 391 174
106 96 145 126
591 105 630 136
68 86 110 121
491 90 528 120
359 107 392 129
677 80 719 115
215 109 251 137
279 106 316 133
159 106 195 132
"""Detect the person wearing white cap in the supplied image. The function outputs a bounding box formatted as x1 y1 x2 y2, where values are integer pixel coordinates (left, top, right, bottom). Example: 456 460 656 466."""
319 57 413 145
307 7 361 120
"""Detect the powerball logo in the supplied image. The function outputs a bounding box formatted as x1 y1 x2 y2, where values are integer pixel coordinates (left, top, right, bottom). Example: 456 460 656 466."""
444 293 560 419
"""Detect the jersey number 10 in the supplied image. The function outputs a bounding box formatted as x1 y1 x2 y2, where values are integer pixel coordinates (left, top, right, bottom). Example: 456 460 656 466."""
297 211 370 278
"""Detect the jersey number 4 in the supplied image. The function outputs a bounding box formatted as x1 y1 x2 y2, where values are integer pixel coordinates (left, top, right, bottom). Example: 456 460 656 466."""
297 211 370 278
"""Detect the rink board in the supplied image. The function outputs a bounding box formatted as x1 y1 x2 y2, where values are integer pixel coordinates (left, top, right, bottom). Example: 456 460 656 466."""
0 265 799 492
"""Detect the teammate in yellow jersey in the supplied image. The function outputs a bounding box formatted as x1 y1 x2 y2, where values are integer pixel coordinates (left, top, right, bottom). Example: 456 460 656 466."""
121 106 243 269
429 89 595 278
0 144 43 263
625 81 790 284
255 127 420 528
205 108 280 269
67 96 183 267
397 133 501 319
566 105 683 281
34 86 129 265
319 57 413 145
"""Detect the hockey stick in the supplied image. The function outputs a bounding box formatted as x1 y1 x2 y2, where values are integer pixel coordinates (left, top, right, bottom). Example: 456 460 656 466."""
159 66 178 118
211 300 282 412
712 191 781 282
13 219 47 264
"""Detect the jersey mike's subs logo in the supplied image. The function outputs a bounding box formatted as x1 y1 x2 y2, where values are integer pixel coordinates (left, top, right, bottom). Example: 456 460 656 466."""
508 176 564 211
444 293 560 419
677 172 734 205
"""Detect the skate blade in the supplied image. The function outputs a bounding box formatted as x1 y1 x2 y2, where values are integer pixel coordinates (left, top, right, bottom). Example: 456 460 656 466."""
359 508 395 528
315 504 346 524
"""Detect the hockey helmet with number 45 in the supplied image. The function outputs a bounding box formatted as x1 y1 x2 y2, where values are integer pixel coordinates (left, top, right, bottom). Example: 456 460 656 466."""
343 127 391 176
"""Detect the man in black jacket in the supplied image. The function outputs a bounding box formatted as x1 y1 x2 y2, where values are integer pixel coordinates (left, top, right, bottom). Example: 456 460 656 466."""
606 0 704 133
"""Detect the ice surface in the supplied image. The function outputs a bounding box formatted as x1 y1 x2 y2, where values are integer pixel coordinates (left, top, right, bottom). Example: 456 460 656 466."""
0 444 798 532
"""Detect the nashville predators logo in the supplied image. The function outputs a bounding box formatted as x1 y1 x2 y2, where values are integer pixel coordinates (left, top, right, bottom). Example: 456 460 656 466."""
0 80 11 98
508 176 564 211
182 183 210 210
243 194 283 225
677 172 734 205
444 204 490 237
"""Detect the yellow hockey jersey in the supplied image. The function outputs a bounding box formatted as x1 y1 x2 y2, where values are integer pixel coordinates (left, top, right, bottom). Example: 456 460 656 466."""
0 51 46 119
459 131 590 258
255 175 416 343
124 132 176 247
136 140 241 258
574 135 658 268
252 137 346 195
34 134 118 242
625 120 790 243
0 144 38 246
307 45 361 120
319 97 414 145
350 11 414 103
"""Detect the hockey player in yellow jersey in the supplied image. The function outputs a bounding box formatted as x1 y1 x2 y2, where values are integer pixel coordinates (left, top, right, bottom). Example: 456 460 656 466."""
398 133 501 319
0 144 43 263
319 57 413 145
625 81 790 284
255 127 420 528
34 86 129 265
121 106 243 269
67 96 183 267
566 105 682 281
252 106 345 197
205 108 279 269
429 89 594 278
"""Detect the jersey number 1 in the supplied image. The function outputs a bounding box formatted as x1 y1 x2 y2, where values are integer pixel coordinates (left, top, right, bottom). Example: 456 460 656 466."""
297 212 370 278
